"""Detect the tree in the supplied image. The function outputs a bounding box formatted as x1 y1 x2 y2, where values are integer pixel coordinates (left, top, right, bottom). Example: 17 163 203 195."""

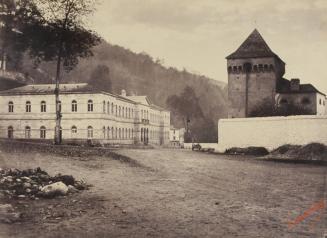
0 0 43 70
31 0 101 144
89 64 112 92
166 86 204 142
249 98 313 117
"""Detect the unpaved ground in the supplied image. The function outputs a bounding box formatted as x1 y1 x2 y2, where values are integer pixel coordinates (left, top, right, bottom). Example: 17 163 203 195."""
0 147 326 238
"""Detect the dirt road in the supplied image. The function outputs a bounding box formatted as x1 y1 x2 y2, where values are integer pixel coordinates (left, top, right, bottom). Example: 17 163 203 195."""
0 148 326 237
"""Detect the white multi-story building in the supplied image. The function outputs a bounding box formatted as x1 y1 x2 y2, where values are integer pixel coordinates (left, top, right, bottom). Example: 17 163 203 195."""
0 83 170 145
169 126 185 147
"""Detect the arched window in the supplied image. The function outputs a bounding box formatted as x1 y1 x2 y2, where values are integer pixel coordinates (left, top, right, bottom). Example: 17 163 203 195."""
119 106 121 117
115 127 117 139
88 100 93 112
111 103 114 114
132 129 134 139
119 128 121 139
25 126 31 139
125 128 127 139
58 101 61 112
87 126 93 138
128 108 131 118
237 66 242 73
227 66 232 73
122 107 125 117
103 101 106 113
8 101 14 113
129 128 131 139
8 126 13 139
141 128 144 142
126 108 128 118
319 99 322 105
258 64 263 72
111 127 114 139
232 66 237 73
131 109 134 118
40 126 46 139
269 64 274 71
302 97 311 105
264 64 268 71
107 126 110 139
41 101 46 112
103 126 106 138
71 126 77 134
72 100 77 112
107 102 110 114
26 101 31 112
253 65 258 72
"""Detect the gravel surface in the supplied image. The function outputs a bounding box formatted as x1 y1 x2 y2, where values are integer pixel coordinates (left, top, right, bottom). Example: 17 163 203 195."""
0 147 326 238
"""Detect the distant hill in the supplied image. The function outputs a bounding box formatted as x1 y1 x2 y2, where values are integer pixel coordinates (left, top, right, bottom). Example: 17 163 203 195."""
10 41 228 142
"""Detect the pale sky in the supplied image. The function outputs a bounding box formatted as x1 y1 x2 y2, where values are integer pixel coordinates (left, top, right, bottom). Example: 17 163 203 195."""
90 0 327 93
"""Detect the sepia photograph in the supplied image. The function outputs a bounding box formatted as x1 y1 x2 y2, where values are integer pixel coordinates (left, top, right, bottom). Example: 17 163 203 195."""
0 0 326 237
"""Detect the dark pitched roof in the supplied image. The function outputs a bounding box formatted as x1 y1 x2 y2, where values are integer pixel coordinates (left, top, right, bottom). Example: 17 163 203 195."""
277 79 326 96
0 83 97 95
226 29 283 62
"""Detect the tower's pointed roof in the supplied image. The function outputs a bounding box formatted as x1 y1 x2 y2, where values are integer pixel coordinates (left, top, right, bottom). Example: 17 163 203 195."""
226 29 282 61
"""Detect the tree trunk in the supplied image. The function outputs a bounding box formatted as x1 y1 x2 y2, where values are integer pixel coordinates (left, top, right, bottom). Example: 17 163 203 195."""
54 43 63 145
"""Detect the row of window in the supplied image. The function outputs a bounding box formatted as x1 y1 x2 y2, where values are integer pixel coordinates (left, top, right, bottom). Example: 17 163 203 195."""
228 64 274 74
7 126 169 142
279 97 325 106
101 101 134 119
7 100 134 117
7 101 168 123
6 126 157 140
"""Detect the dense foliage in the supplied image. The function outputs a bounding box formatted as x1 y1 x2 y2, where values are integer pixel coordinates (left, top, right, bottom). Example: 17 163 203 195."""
249 99 313 117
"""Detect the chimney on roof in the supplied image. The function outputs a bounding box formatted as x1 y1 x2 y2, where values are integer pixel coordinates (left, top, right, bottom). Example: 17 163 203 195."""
121 89 127 97
290 78 300 91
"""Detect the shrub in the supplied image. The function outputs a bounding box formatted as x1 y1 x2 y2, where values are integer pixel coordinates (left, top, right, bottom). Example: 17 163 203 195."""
225 146 269 156
249 99 313 117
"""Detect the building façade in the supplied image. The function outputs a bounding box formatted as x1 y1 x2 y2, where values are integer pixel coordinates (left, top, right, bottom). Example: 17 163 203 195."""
226 29 326 118
0 83 170 145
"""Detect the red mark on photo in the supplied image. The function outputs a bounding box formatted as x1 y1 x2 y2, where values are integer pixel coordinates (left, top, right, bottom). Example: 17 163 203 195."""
287 199 325 230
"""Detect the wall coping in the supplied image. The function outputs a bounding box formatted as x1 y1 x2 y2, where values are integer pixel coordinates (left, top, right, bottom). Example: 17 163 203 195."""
219 115 327 123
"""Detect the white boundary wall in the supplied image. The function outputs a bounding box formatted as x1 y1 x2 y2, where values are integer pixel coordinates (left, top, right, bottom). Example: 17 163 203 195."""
218 115 327 151
173 116 327 153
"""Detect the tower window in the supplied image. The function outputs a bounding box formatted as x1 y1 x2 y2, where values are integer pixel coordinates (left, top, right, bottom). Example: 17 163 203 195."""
269 64 274 71
264 64 268 71
258 64 263 72
228 66 232 73
233 66 237 73
253 65 258 72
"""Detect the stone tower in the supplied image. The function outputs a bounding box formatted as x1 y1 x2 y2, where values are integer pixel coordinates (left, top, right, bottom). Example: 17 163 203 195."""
226 29 285 118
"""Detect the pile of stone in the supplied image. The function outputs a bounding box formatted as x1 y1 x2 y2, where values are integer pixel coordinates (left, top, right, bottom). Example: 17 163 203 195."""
0 167 88 199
